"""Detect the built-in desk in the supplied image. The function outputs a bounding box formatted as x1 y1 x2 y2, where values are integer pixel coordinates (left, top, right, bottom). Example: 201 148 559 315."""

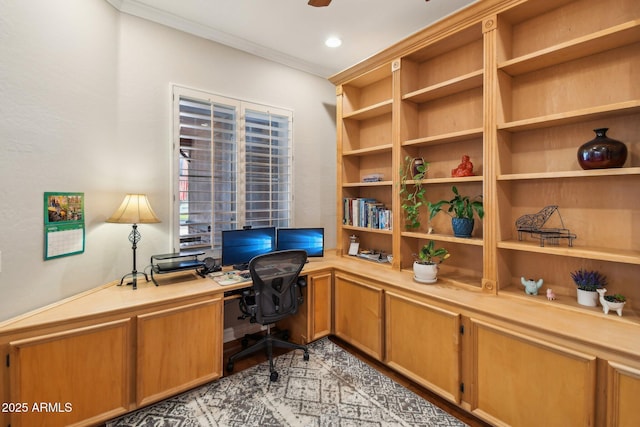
0 258 334 427
1 254 638 427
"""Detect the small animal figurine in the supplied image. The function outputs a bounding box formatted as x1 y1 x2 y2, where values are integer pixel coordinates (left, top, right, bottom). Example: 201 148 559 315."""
596 288 625 316
521 277 544 295
546 289 556 301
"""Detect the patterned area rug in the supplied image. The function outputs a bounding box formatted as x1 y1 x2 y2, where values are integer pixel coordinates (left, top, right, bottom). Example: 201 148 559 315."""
107 337 467 426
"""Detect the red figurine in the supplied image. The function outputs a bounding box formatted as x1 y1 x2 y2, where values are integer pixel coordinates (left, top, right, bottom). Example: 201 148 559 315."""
451 155 474 177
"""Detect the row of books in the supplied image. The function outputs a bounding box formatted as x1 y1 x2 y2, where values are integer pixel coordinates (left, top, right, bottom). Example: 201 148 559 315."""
343 198 392 230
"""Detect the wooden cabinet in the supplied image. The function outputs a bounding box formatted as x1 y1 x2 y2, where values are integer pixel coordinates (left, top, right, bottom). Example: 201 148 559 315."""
606 361 640 426
331 0 639 424
0 273 231 427
136 298 222 406
385 291 461 403
334 273 383 360
8 319 131 427
277 270 333 344
307 271 333 341
331 0 640 321
469 319 597 427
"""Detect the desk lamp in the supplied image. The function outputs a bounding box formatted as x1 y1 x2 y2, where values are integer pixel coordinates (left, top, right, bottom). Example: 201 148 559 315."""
106 194 160 289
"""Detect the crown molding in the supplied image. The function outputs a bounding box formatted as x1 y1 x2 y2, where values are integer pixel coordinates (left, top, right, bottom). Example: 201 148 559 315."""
105 0 334 78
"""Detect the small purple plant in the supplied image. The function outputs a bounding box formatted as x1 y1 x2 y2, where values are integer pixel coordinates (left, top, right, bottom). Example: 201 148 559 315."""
570 269 607 291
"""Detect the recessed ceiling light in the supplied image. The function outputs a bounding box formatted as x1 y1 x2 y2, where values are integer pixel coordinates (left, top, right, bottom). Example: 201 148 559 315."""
325 37 342 48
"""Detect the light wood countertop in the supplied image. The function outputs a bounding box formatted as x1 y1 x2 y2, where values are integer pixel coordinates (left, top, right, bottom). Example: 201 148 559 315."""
1 253 637 362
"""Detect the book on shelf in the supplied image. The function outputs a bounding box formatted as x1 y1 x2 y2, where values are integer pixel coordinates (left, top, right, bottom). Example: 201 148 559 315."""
342 197 392 230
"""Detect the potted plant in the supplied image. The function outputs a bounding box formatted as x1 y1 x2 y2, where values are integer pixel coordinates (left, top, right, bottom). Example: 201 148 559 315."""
570 269 606 307
596 289 626 316
413 240 449 284
400 156 428 230
427 186 484 238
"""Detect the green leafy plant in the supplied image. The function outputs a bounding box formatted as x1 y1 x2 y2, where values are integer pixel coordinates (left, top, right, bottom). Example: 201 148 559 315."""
400 156 428 229
570 269 607 292
415 240 450 265
427 186 484 221
604 294 626 303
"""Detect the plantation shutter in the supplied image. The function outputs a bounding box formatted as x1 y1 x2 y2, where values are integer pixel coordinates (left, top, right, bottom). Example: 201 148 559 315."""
173 87 292 256
243 105 293 228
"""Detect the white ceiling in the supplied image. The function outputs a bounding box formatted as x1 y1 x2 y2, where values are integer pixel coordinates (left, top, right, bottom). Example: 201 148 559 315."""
106 0 478 78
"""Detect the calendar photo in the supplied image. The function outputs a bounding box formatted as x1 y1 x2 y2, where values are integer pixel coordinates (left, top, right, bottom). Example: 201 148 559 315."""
44 192 85 260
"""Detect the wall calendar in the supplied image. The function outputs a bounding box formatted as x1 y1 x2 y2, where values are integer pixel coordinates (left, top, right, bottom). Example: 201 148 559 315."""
44 192 85 260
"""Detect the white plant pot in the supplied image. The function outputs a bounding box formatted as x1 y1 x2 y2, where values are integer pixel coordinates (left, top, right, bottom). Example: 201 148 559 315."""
576 289 598 307
414 262 438 284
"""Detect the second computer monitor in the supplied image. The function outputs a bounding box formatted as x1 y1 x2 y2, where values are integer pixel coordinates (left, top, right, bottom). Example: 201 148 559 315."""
276 227 324 257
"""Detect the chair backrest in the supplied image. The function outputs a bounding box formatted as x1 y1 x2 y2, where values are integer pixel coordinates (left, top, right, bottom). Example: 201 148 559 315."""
248 249 307 325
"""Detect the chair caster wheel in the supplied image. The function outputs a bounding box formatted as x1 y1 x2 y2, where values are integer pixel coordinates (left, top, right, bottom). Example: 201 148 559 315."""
282 331 289 341
241 338 249 348
303 352 309 361
226 362 234 373
270 371 279 382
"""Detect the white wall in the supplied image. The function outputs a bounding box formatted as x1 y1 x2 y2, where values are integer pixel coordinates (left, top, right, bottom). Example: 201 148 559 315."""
0 0 336 322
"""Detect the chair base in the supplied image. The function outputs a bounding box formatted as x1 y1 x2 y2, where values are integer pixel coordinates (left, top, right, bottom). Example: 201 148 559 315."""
226 326 309 382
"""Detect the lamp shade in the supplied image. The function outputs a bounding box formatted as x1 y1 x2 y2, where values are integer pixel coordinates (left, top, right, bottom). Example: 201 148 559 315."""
106 194 161 224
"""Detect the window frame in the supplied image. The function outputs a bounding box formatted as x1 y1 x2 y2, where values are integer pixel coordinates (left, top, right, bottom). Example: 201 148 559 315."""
171 85 294 256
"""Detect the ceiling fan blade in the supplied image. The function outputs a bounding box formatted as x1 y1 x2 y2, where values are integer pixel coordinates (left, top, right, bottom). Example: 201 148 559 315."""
308 0 331 7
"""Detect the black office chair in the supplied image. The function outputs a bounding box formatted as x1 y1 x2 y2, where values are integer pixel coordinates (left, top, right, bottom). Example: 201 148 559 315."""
226 249 310 381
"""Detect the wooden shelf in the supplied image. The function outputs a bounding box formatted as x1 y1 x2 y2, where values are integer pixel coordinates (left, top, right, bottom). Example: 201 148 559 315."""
343 99 392 120
499 20 640 76
342 180 393 188
345 63 392 88
343 144 392 157
498 167 640 181
402 231 484 247
498 240 640 265
424 176 483 185
403 128 483 147
342 225 393 235
398 268 484 289
499 100 640 132
499 285 640 326
403 70 483 103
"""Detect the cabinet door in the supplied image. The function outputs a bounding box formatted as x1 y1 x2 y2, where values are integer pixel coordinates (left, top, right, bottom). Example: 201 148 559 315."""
309 271 332 341
275 271 333 344
136 298 222 406
385 291 461 403
9 319 131 427
606 361 640 427
334 273 383 360
470 319 596 427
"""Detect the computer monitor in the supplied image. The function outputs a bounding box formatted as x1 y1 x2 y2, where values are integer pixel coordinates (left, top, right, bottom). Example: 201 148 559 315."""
276 227 324 257
221 227 276 269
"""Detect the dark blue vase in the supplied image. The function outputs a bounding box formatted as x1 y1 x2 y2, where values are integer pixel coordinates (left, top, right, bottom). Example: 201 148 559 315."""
452 218 474 238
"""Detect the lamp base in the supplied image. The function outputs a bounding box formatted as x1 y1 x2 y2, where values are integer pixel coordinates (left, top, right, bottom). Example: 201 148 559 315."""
118 271 149 290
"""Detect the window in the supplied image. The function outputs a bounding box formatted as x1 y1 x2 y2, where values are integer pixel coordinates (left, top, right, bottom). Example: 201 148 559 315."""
173 86 293 256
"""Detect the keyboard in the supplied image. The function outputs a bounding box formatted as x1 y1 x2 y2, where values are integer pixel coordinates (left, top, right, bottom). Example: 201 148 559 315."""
214 271 251 286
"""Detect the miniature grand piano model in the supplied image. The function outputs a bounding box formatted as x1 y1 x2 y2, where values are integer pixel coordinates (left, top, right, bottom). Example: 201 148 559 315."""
515 205 576 247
